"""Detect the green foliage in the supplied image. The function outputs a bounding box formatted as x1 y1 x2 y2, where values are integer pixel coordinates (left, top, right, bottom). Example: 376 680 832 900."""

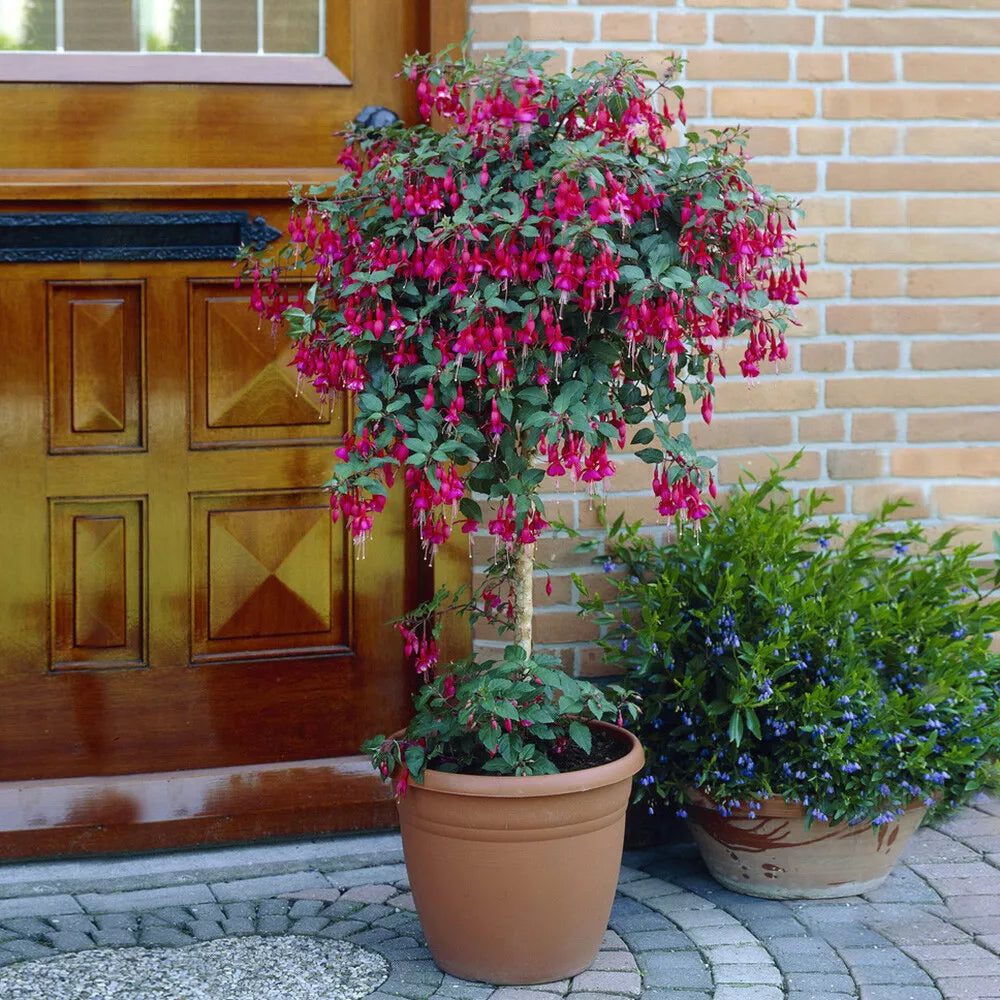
362 644 639 782
580 457 1000 827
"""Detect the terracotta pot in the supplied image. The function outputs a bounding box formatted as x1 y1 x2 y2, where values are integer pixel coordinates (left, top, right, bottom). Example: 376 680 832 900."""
395 721 644 985
685 787 927 899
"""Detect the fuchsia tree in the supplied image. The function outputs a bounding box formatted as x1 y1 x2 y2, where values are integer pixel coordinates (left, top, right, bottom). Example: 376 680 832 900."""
247 40 805 781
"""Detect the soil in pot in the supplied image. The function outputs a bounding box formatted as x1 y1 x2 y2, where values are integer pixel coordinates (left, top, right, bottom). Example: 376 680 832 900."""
685 788 927 899
395 722 644 985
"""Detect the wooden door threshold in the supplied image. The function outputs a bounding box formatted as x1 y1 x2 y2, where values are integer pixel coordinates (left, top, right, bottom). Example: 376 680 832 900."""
0 756 396 860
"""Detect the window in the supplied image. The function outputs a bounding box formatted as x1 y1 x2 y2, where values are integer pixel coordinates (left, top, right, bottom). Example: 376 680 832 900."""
0 0 323 55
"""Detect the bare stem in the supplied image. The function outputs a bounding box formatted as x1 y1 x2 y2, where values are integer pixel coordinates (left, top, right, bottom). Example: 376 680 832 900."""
512 538 535 657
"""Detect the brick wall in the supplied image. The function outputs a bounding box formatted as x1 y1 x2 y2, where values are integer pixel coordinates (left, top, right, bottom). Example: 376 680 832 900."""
465 0 1000 675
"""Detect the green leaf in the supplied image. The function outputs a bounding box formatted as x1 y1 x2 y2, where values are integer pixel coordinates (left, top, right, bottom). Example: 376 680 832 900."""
635 447 664 465
459 498 483 523
728 711 744 746
568 721 592 755
631 427 655 446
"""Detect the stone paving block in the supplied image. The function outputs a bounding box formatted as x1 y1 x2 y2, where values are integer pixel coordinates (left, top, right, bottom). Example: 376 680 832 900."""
914 956 1000 979
288 898 325 918
257 914 291 934
342 883 399 904
348 926 398 947
588 949 639 972
146 905 195 926
703 943 774 966
389 892 417 910
47 913 98 934
857 986 944 1000
945 895 1000 917
353 902 398 923
936 814 1000 839
956 915 1000 937
46 930 96 951
280 887 344 902
325 863 409 888
683 924 757 947
815 924 892 948
904 828 982 863
77 884 214 913
287 915 329 935
712 987 784 1000
936 977 1000 999
380 944 434 962
787 900 877 924
186 902 226 923
0 949 21 966
786 994 854 1000
220 915 255 935
321 899 366 919
211 870 328 902
185 919 224 941
638 991 711 1000
618 879 685 902
636 949 712 990
380 974 440 1000
570 969 641 994
257 898 290 916
1 915 55 937
138 924 194 947
712 963 783 986
618 928 691 951
92 926 139 947
0 894 83 918
317 918 367 939
741 916 809 940
610 896 673 932
432 975 496 1000
667 907 736 931
2 938 58 960
764 935 845 974
785 972 856 993
865 869 942 904
222 901 256 919
601 929 628 950
981 934 1000 954
95 912 138 929
489 991 561 1000
875 913 972 945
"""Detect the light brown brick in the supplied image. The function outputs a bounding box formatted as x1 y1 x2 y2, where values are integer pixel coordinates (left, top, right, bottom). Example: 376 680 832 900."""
689 0 788 9
686 50 790 80
849 52 897 82
469 10 595 43
797 125 844 154
579 645 622 679
803 269 847 299
934 485 1000 518
826 376 1000 408
828 303 1000 333
602 494 674 526
849 196 905 227
828 448 885 479
600 12 654 42
657 13 709 44
800 341 847 372
825 16 1000 47
799 195 848 227
852 412 898 442
848 126 901 156
905 52 1000 83
829 161 1000 191
827 232 1000 264
797 52 843 81
906 267 1000 298
852 483 930 519
742 126 793 156
823 88 1000 120
854 340 901 370
907 197 1000 227
851 268 904 298
911 338 1000 369
892 447 1000 478
714 13 815 43
717 449 822 484
744 161 818 192
689 414 794 449
798 413 846 442
910 411 1000 442
712 87 817 120
906 126 1000 156
533 611 599 644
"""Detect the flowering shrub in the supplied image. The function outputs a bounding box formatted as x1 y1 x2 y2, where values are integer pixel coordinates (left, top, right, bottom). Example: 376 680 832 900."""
245 39 804 781
580 458 1000 826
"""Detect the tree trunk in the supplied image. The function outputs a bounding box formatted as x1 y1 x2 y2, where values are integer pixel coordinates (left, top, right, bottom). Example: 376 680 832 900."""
512 539 534 657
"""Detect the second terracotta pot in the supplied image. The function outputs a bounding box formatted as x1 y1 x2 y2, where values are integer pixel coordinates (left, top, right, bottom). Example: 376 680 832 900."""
395 722 644 985
685 787 927 899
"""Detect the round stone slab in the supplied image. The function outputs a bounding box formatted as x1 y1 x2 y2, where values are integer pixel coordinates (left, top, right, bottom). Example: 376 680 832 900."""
0 934 389 1000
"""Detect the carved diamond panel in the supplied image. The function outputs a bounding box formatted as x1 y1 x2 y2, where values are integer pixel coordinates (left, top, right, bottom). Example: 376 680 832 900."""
50 497 147 671
189 282 342 449
191 490 348 662
48 282 144 453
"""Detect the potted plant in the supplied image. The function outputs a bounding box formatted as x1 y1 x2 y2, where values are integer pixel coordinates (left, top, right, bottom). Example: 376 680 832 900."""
244 38 805 981
580 457 1000 899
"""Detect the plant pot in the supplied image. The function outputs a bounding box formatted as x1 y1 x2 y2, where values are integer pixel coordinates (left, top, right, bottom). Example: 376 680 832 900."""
684 787 927 899
394 721 644 985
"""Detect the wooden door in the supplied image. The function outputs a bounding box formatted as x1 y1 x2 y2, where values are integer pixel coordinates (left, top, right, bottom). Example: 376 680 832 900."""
0 0 467 857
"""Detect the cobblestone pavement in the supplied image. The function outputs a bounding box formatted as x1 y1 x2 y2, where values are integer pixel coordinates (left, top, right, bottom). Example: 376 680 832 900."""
0 794 997 999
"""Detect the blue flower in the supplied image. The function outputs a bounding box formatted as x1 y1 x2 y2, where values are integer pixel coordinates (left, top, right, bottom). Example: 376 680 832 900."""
603 559 617 573
894 542 909 555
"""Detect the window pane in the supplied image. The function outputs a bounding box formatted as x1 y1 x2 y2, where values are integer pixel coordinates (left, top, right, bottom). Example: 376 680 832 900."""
0 0 323 54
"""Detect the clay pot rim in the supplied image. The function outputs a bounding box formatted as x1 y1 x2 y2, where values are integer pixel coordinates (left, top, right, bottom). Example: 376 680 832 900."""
411 721 644 799
685 785 930 823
